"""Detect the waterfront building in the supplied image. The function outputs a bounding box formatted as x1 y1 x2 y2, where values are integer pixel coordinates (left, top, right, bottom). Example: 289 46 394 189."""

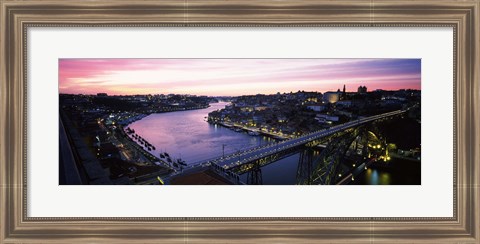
254 105 268 111
323 91 342 103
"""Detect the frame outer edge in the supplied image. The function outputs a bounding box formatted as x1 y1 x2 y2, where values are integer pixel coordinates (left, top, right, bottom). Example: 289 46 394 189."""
1 0 11 242
460 3 479 240
473 0 479 242
0 0 479 243
0 0 4 239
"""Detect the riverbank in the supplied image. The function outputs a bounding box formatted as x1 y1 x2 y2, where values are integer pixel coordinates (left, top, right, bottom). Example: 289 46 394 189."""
213 121 290 140
119 104 212 170
390 152 421 162
117 104 211 126
351 157 421 185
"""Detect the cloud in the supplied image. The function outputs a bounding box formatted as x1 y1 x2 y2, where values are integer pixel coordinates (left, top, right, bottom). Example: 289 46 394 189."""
59 59 421 95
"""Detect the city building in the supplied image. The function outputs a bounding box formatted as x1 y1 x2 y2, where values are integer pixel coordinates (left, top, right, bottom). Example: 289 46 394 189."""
357 86 368 93
307 104 327 112
323 92 342 103
315 114 340 124
336 100 353 107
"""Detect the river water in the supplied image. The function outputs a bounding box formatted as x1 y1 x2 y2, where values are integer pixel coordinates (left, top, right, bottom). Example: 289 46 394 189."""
129 102 270 163
129 102 420 185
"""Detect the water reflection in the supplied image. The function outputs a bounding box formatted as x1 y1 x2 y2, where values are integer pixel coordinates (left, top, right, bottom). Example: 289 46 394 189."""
366 169 378 184
365 168 392 185
128 102 270 164
380 173 391 185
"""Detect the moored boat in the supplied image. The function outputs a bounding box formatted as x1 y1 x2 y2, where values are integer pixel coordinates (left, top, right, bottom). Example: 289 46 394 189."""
177 159 187 166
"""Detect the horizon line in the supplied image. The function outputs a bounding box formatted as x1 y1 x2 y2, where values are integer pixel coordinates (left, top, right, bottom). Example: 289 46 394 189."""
59 88 421 97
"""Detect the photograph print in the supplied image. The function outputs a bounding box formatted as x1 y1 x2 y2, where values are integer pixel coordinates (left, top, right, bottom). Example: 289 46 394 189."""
59 58 421 185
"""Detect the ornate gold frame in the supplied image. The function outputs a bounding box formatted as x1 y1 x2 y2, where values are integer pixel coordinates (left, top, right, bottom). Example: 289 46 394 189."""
1 0 479 242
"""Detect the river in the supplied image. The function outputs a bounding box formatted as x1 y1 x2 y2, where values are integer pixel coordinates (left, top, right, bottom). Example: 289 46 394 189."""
129 102 265 161
128 102 420 185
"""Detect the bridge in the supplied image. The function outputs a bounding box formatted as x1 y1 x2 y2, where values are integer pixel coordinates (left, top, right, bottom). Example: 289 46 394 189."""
180 108 408 184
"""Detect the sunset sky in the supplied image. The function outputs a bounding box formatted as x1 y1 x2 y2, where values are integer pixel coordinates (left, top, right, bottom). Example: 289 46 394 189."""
59 59 421 96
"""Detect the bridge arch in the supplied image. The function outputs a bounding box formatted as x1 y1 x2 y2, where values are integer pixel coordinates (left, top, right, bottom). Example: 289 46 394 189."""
301 125 388 185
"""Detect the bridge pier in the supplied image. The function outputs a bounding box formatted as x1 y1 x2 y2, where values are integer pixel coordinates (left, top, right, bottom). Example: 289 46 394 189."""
296 148 313 184
247 163 263 185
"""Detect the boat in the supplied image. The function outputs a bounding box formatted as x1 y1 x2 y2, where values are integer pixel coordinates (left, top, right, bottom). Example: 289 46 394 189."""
221 123 233 128
248 131 260 136
234 128 243 132
177 159 187 166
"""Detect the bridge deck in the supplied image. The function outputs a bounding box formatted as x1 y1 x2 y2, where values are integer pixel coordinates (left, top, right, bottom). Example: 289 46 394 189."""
185 109 407 171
